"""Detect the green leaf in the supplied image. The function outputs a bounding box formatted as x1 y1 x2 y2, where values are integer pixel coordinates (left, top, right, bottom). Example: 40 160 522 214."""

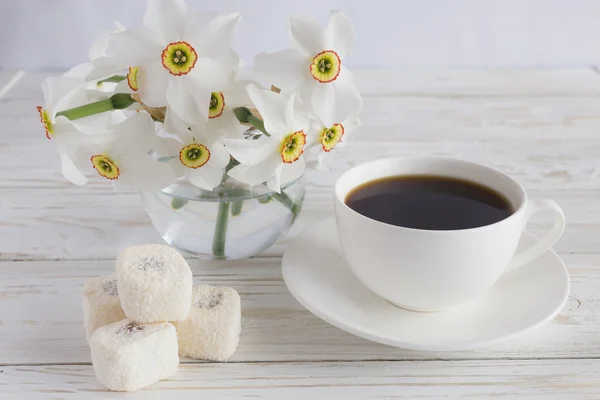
231 200 243 216
258 194 273 204
171 198 187 209
96 75 126 85
233 106 253 123
233 107 270 136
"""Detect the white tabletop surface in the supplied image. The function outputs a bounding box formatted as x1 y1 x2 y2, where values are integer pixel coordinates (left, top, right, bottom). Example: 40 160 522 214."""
0 68 599 399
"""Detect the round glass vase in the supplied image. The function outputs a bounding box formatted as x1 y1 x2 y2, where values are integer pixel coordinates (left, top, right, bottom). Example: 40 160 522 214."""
141 176 305 260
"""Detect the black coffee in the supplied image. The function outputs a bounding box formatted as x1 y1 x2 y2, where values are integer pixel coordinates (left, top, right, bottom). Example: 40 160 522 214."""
345 175 513 230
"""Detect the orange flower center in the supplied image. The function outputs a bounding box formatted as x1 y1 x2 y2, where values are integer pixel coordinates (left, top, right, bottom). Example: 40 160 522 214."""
161 42 198 76
310 50 341 83
279 130 306 163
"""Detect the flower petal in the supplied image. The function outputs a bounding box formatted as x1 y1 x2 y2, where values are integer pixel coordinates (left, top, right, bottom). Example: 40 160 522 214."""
254 49 308 92
164 106 191 133
246 83 288 136
87 57 128 81
151 135 183 158
285 92 309 133
289 14 325 56
188 56 233 87
228 158 278 186
137 60 170 107
340 116 361 141
104 27 162 65
88 23 126 61
278 156 306 186
266 172 281 193
207 139 231 169
42 77 86 117
144 0 187 42
113 79 133 95
186 164 224 191
119 152 176 191
63 63 93 79
317 149 335 170
222 136 277 165
325 11 355 59
55 139 88 186
67 115 115 136
109 112 156 156
166 76 206 124
336 66 355 85
184 12 241 58
87 27 162 82
310 83 336 127
306 119 325 147
224 79 253 108
333 82 363 118
88 30 112 60
61 153 88 186
208 111 245 138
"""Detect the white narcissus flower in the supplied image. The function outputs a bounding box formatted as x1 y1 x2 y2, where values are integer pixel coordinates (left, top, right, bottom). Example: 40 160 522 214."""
163 76 254 138
206 78 253 138
38 75 115 186
223 84 309 193
254 11 361 117
89 0 241 126
153 123 230 191
307 83 362 168
74 112 175 190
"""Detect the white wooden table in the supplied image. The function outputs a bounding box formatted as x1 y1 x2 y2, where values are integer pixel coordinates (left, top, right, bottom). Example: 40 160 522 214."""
1 68 600 399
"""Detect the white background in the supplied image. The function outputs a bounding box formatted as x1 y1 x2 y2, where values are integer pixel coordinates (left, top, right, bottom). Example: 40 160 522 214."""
2 0 600 70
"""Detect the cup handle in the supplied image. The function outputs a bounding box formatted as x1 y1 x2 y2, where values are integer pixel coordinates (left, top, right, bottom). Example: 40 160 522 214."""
506 198 566 272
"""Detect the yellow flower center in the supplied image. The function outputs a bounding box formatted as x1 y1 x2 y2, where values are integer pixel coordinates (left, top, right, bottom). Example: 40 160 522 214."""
161 41 198 76
37 106 53 140
279 130 306 164
127 66 140 91
319 123 345 152
179 143 210 168
208 92 225 119
310 50 341 83
91 155 120 180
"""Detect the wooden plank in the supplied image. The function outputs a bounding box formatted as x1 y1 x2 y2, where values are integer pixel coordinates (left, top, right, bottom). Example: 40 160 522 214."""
2 360 600 398
7 68 600 98
0 254 598 364
0 71 25 100
1 70 599 260
4 138 600 192
0 182 598 260
355 68 600 97
7 89 600 146
357 95 600 140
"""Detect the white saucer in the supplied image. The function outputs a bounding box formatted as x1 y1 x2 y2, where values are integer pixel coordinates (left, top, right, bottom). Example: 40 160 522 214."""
282 217 570 351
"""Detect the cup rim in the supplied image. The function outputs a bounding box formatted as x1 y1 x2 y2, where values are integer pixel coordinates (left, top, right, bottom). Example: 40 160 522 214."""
334 156 528 234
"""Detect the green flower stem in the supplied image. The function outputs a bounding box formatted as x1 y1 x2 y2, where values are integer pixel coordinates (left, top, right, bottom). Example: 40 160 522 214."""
231 200 243 216
212 200 231 258
96 75 127 85
56 93 136 121
272 191 302 222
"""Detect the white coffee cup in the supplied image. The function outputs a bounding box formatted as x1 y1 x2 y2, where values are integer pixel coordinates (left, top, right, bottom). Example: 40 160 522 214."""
334 157 566 312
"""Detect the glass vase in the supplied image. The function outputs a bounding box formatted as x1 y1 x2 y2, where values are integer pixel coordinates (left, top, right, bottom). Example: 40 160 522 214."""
141 176 305 260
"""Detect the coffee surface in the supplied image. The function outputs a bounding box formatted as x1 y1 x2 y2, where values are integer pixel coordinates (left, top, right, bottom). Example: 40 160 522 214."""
345 175 513 230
